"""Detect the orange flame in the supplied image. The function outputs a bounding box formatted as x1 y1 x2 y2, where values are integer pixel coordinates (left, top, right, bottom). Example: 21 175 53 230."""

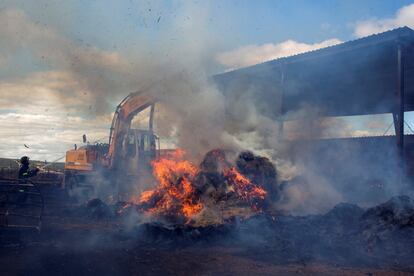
136 150 203 222
132 149 268 223
224 167 267 210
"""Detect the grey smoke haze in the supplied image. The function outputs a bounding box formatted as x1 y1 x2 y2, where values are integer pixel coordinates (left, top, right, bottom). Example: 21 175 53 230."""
0 1 279 163
1 3 412 215
0 4 233 159
0 4 221 116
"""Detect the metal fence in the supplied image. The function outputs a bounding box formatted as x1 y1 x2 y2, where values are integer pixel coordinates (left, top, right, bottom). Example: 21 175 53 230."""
0 179 44 232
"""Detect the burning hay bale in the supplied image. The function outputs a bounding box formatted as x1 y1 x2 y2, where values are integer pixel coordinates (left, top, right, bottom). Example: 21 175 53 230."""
194 149 229 199
134 151 203 225
236 151 279 201
128 149 275 227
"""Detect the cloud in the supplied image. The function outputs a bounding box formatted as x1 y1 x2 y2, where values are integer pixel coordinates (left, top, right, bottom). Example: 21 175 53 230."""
354 3 414 37
0 110 110 161
215 3 414 70
216 39 341 70
0 70 113 161
0 71 94 115
0 6 232 162
0 8 137 115
0 112 109 161
0 9 126 69
0 56 5 68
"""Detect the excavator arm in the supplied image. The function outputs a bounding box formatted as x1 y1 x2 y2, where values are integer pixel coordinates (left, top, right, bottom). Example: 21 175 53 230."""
64 90 158 200
107 91 156 168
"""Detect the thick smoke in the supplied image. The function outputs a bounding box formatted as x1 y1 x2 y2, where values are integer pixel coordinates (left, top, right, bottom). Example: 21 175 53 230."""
2 3 412 215
0 4 234 151
0 8 134 115
0 4 220 116
0 5 287 164
273 108 412 214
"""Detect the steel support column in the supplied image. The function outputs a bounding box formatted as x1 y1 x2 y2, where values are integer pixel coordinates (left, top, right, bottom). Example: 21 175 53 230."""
396 43 405 177
277 69 285 140
149 104 155 131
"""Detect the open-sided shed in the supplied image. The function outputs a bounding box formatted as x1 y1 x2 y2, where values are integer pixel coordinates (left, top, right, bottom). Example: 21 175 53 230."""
214 27 414 157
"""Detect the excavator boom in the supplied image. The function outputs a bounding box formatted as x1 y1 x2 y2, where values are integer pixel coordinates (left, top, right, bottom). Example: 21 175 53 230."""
107 92 156 168
64 91 157 182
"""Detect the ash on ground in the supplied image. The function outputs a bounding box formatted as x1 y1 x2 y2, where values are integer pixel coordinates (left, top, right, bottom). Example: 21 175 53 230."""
126 195 414 269
1 193 414 275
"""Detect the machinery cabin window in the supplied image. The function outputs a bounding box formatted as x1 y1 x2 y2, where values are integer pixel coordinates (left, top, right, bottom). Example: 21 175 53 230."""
126 134 137 157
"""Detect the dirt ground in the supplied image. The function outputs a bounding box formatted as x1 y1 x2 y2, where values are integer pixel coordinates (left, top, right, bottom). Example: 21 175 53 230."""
1 206 414 276
0 185 413 276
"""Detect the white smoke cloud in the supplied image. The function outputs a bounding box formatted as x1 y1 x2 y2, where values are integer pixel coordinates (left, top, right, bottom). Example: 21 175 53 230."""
277 167 344 215
354 3 414 37
216 39 342 70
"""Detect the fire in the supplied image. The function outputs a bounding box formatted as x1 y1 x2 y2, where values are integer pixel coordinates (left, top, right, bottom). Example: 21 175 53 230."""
224 167 267 210
136 150 203 222
138 190 155 202
132 149 269 225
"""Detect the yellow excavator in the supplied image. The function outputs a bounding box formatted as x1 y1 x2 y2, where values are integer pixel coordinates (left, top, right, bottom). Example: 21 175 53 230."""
64 91 160 200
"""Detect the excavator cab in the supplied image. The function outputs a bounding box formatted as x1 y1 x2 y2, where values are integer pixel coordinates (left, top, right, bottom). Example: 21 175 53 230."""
122 129 158 176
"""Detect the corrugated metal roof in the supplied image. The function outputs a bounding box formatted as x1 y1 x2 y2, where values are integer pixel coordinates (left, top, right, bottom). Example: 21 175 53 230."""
220 26 414 75
268 26 414 63
214 27 414 118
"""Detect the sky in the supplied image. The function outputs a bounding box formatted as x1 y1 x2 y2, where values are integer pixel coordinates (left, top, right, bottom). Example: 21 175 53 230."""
1 0 414 161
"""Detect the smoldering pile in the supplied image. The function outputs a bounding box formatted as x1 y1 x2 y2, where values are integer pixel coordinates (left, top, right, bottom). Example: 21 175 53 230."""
121 149 279 227
233 195 414 268
129 196 414 269
76 176 414 268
